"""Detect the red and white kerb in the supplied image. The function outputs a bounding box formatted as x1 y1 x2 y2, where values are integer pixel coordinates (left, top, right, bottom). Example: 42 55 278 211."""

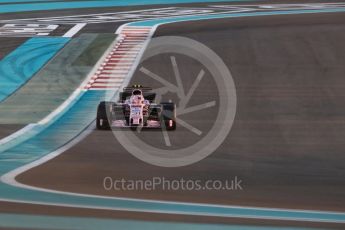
84 26 152 90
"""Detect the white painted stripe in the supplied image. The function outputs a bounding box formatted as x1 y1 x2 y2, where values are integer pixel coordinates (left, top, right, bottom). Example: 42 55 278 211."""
123 27 152 29
122 30 151 32
96 77 127 81
122 34 150 37
107 56 136 59
94 78 126 82
122 28 152 30
38 89 83 125
113 51 139 54
122 38 146 40
114 48 141 51
96 75 127 79
125 26 152 28
103 66 132 69
94 79 123 83
0 124 36 146
101 68 130 72
105 59 131 62
115 45 140 48
120 41 146 44
122 39 146 41
124 36 149 38
115 48 142 51
104 63 133 66
105 58 136 61
62 23 87 38
110 52 138 55
122 31 150 33
103 68 131 72
94 83 123 86
125 33 149 35
101 66 128 71
104 72 130 75
106 61 134 64
116 45 143 48
109 56 137 59
100 65 131 69
126 29 152 30
103 68 131 71
96 74 126 77
117 40 143 44
96 74 127 78
0 124 39 153
90 88 119 90
103 65 131 69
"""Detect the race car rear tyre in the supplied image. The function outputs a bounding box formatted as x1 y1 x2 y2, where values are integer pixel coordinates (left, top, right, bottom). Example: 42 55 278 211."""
96 101 111 130
161 102 176 131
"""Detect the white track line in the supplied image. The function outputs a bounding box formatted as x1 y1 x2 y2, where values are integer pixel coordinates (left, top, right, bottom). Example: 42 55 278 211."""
63 23 87 38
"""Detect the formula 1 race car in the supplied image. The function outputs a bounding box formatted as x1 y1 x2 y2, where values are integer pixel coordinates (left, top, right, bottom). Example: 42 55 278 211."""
96 85 176 130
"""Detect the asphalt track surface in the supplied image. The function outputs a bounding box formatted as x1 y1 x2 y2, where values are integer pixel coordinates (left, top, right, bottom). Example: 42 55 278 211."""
17 6 345 229
1 0 345 229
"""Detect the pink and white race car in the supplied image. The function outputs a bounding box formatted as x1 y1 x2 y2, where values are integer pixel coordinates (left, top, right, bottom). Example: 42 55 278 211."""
96 85 176 130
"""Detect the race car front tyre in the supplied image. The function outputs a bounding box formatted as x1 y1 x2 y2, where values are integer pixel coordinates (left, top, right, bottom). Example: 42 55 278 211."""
161 102 176 131
96 101 111 130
